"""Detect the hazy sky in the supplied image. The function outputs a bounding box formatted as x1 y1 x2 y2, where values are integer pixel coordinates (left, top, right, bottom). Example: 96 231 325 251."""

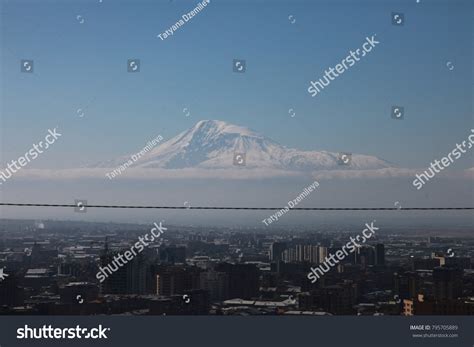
1 0 473 170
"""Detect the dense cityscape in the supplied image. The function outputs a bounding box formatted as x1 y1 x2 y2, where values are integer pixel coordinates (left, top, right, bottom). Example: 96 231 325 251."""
0 218 473 316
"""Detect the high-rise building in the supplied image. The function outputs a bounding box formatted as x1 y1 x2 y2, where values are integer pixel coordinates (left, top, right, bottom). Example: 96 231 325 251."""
355 246 375 267
159 246 186 264
199 271 228 301
375 244 385 266
282 244 319 264
433 267 463 300
394 271 420 299
318 246 328 264
156 268 184 296
156 265 201 296
270 242 287 262
295 244 303 262
312 245 320 263
215 263 259 299
282 248 296 263
0 273 24 306
100 250 147 295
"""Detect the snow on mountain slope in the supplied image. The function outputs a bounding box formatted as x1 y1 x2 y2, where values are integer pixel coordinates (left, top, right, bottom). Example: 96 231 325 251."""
93 120 393 171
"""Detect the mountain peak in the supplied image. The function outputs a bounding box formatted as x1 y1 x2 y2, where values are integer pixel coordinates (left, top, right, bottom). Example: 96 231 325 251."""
190 120 262 138
93 119 392 171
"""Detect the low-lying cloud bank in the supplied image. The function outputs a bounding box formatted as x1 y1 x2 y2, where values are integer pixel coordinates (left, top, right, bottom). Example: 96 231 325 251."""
2 167 473 181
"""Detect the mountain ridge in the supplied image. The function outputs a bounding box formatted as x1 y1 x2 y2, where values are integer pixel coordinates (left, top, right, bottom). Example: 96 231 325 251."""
92 120 393 171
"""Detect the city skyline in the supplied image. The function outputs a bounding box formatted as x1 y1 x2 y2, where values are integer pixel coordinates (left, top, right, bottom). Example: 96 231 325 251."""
0 217 473 317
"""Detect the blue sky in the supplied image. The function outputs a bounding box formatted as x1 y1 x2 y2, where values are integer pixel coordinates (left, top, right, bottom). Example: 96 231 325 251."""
1 0 473 169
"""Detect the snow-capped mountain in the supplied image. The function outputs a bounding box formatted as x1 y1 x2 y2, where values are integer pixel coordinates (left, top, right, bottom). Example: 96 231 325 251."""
94 120 393 171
